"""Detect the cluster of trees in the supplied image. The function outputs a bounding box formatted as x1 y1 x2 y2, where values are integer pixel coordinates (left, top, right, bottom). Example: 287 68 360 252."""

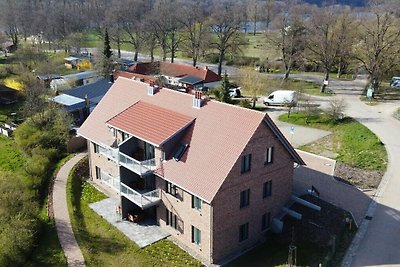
1 0 400 89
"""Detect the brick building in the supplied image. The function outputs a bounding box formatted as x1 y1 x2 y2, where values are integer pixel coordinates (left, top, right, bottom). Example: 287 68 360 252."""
78 77 304 265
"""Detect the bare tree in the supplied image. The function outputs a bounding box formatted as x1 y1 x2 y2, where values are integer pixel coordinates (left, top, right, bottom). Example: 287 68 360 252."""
210 3 244 76
179 1 210 66
264 0 276 33
305 6 341 93
248 0 261 36
238 67 264 108
354 2 400 91
270 1 306 80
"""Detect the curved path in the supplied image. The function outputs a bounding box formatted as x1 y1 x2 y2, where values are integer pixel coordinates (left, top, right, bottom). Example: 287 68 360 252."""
53 153 86 267
281 74 400 266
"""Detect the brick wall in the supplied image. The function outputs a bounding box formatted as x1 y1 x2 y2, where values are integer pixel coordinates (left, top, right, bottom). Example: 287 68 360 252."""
155 176 212 263
211 122 294 263
88 141 119 180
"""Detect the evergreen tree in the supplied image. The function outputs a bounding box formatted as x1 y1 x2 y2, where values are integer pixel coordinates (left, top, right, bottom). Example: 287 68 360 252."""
102 28 113 77
221 71 231 103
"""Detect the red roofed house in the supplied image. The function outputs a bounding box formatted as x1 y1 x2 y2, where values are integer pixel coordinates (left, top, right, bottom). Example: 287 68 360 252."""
115 61 221 93
78 77 304 265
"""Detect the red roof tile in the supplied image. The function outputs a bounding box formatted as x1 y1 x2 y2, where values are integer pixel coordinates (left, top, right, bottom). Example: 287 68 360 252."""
107 101 194 146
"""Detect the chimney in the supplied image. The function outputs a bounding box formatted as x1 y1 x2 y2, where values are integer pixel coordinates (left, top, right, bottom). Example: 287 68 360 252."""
147 80 156 95
192 91 203 109
204 66 208 70
109 73 114 83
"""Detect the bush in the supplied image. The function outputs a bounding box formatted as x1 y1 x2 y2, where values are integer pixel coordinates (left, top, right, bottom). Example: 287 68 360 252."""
240 99 252 109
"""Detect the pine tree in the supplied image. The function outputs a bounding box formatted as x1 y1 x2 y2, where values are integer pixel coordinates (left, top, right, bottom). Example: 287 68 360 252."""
102 28 113 77
221 71 231 103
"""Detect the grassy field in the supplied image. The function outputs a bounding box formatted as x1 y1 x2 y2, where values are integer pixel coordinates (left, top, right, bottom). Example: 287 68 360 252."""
67 157 202 267
279 113 387 171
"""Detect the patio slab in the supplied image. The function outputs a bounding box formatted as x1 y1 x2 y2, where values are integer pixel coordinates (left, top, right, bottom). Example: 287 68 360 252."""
89 197 170 248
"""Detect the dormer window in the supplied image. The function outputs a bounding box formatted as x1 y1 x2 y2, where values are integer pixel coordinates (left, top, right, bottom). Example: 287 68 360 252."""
173 143 188 161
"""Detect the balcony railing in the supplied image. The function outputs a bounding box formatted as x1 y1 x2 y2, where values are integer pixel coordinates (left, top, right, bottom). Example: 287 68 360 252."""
98 146 119 162
120 182 161 209
119 152 157 175
100 171 120 192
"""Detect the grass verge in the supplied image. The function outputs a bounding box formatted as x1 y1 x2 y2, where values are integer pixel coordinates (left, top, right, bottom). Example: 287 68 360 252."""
67 156 202 267
279 112 387 171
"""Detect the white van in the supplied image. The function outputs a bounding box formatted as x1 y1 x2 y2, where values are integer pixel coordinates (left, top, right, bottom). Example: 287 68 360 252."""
263 90 298 106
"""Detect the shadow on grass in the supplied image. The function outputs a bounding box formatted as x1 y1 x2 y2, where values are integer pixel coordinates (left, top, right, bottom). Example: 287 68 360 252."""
68 157 127 259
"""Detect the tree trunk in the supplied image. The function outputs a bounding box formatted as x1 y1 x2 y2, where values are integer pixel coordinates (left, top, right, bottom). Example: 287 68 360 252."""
253 20 257 36
320 71 330 93
134 51 138 61
171 49 175 63
217 51 224 76
284 67 291 80
117 37 121 58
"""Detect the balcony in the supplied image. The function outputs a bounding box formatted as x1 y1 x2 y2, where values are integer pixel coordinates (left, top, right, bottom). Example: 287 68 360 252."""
119 152 157 176
120 182 161 209
100 171 120 192
99 146 119 162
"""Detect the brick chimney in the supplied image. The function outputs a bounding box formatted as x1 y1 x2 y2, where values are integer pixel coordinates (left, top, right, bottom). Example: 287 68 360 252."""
192 91 203 108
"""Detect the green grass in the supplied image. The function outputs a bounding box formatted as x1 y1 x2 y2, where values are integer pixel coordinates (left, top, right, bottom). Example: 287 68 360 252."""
241 33 279 61
67 157 202 267
26 154 74 267
279 113 387 171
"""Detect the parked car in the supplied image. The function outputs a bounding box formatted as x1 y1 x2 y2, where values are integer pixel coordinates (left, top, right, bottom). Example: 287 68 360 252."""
263 90 298 106
229 87 241 98
390 77 400 88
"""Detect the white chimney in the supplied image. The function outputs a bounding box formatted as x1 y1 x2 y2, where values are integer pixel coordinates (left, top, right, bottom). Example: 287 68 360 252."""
192 91 202 108
147 81 156 95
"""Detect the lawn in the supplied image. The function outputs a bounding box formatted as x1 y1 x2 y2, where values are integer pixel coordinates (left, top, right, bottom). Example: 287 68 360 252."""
240 33 279 61
67 157 202 267
279 112 387 172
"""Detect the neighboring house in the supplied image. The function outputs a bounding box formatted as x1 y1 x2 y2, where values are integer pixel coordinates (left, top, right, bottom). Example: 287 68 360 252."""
116 61 222 92
115 59 138 71
78 77 304 265
64 52 93 69
1 41 16 54
36 74 62 88
50 71 101 91
53 79 112 125
0 84 19 105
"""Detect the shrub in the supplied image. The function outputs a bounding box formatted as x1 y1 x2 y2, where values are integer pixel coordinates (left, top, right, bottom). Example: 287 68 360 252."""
240 99 252 109
202 53 219 64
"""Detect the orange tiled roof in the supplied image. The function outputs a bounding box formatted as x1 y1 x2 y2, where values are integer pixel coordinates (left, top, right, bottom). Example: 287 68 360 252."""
107 101 194 146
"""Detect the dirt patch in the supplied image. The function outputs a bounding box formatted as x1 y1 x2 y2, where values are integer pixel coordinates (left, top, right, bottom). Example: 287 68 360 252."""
334 162 384 189
300 135 339 159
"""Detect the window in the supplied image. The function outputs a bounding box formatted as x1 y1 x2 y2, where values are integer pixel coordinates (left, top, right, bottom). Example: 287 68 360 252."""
95 166 101 179
166 181 177 197
166 209 177 229
192 196 202 210
166 209 184 233
263 181 272 198
239 223 249 242
173 143 188 161
241 154 252 173
265 147 274 164
261 212 271 231
192 226 201 245
93 142 99 153
240 189 250 208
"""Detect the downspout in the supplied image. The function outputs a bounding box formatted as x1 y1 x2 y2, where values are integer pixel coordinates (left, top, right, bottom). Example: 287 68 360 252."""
210 204 214 264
